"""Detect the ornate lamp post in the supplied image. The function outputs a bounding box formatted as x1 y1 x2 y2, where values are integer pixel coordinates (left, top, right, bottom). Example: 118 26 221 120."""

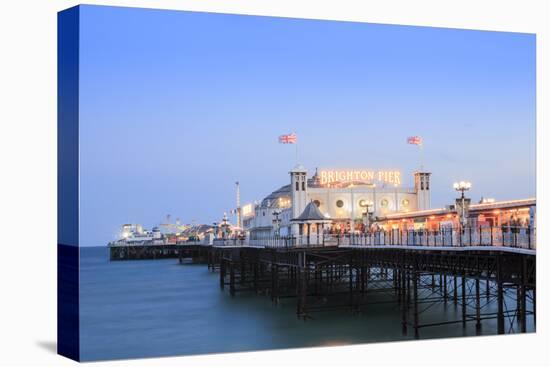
349 183 355 232
453 181 472 228
272 210 281 238
393 183 399 212
372 183 377 215
360 199 374 231
221 212 229 239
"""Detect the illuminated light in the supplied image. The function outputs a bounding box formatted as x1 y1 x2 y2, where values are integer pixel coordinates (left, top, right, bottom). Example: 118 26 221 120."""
387 208 446 217
429 215 436 220
470 198 535 209
319 169 401 186
454 181 472 191
446 214 452 218
493 210 501 215
242 204 253 217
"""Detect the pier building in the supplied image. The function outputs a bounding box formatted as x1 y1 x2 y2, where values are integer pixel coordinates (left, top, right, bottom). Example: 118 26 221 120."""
243 165 431 238
377 198 536 232
242 166 535 242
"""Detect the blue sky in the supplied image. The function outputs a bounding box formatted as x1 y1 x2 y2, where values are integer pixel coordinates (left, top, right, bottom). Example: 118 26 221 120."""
77 5 535 246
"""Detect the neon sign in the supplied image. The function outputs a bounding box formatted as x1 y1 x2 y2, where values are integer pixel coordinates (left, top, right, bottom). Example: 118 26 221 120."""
319 170 401 186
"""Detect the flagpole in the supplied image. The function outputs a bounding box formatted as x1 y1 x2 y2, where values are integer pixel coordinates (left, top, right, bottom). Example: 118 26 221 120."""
407 136 424 171
279 132 299 164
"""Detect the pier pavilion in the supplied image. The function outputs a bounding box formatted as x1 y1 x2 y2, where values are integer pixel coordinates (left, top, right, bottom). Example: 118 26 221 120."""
290 201 332 246
244 165 431 239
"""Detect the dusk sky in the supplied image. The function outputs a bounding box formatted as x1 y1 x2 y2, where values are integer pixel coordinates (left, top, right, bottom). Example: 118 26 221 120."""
78 5 535 246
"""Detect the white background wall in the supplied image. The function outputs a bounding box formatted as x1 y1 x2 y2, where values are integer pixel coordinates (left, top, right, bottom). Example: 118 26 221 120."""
0 1 548 366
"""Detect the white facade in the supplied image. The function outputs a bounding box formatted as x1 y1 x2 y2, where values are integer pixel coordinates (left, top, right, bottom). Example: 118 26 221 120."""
244 166 431 237
414 172 431 210
290 165 308 236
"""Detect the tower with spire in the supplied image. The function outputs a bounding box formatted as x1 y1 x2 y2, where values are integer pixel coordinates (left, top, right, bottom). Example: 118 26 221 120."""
289 164 308 235
414 171 431 210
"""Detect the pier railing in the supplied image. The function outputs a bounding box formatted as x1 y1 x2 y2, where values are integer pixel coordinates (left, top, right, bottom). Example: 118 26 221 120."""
341 226 535 250
251 235 327 248
213 235 328 248
212 238 247 247
213 226 535 250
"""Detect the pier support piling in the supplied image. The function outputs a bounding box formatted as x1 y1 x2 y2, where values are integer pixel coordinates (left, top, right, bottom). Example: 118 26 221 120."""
401 267 408 335
413 268 419 339
475 278 481 334
202 244 534 338
461 274 467 329
453 276 458 305
220 260 226 290
497 281 505 334
443 274 448 304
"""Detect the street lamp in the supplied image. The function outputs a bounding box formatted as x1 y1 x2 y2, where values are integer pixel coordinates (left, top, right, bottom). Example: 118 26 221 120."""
371 183 377 216
349 183 355 232
393 183 399 212
453 181 472 228
360 199 374 231
272 210 281 238
453 181 472 198
221 212 229 239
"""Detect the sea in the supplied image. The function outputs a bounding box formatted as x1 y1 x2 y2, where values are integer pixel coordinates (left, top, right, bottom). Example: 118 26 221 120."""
79 246 534 361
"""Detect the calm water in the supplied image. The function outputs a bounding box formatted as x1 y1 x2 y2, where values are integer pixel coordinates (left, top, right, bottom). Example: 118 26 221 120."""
80 247 533 361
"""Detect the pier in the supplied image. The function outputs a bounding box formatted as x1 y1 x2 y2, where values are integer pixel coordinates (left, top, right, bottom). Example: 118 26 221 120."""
109 227 536 338
109 243 212 262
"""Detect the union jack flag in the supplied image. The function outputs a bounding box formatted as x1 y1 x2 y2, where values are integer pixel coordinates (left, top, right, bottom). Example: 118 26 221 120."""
407 136 422 146
278 133 297 144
